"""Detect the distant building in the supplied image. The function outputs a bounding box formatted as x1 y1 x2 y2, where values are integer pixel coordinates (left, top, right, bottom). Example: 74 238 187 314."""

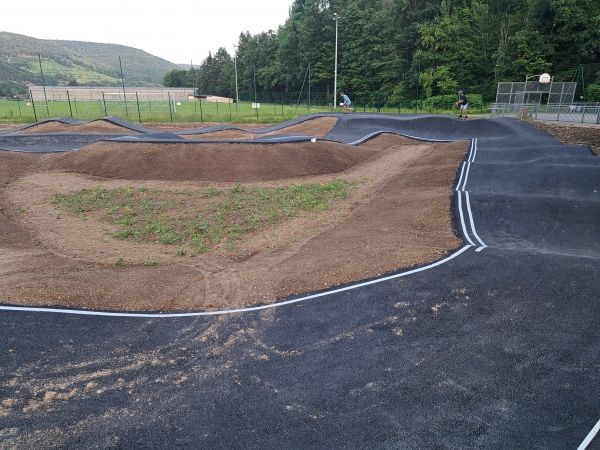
29 86 195 103
189 95 234 103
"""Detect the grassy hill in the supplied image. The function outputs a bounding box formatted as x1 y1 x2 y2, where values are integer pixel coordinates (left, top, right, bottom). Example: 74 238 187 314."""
0 31 178 97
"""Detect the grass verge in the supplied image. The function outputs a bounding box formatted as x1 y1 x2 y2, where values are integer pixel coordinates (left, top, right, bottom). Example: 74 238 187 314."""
51 180 363 257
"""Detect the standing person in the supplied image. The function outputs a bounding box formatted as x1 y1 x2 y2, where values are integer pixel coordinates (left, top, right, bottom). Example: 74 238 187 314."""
456 90 468 118
340 92 355 113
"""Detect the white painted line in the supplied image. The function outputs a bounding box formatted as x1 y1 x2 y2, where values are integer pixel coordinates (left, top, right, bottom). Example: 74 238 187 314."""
457 192 476 246
470 138 478 162
456 162 466 192
0 245 473 318
578 418 600 450
465 191 487 251
466 139 475 162
461 162 471 191
466 138 478 163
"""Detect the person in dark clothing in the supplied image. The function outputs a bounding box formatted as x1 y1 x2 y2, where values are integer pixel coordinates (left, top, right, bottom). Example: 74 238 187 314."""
456 91 468 118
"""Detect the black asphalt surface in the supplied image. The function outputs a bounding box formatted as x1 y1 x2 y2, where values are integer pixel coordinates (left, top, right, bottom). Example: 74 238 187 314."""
1 114 599 449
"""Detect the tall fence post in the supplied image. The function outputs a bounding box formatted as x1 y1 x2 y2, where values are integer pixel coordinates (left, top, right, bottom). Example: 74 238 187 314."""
66 90 73 118
167 92 173 122
557 84 565 122
31 93 38 122
135 92 141 123
37 54 50 117
119 57 129 118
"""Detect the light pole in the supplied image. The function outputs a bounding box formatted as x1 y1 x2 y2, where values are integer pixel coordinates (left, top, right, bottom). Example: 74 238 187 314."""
333 13 340 110
233 44 239 105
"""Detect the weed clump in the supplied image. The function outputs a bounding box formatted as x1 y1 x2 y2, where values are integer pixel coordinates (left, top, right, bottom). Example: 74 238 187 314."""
52 180 362 254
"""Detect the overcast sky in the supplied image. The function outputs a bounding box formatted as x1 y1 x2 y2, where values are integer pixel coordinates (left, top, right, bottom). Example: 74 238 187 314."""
1 0 294 65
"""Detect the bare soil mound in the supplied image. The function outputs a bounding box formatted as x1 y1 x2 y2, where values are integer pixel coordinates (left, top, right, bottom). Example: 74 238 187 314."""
180 116 338 140
531 121 600 156
11 120 138 134
1 129 467 311
46 140 378 182
143 122 273 130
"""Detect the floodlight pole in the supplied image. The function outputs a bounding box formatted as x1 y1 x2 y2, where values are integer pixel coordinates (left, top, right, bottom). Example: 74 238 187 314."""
234 46 239 104
119 57 129 117
333 13 340 110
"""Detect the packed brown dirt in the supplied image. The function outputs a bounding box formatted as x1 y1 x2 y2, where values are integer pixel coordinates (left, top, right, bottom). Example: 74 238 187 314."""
3 116 593 312
11 120 140 134
531 121 600 156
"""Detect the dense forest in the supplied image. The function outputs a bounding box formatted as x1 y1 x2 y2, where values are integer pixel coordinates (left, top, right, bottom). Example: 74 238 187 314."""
164 0 600 106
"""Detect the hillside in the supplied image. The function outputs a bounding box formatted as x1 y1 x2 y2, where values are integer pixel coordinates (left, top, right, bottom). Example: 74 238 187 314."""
55 40 179 86
0 32 178 96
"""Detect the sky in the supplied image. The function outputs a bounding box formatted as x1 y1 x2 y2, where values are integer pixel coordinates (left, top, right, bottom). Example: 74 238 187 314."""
0 0 294 65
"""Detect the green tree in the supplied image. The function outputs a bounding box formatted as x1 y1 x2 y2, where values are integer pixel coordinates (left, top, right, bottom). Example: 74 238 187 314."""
163 68 190 87
551 0 600 63
434 65 458 94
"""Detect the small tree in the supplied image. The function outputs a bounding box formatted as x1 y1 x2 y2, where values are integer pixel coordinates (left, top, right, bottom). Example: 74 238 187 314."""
419 69 434 99
434 65 458 95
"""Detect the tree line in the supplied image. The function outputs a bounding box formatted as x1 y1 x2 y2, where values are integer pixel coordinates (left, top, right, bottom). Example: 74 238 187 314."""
163 0 600 106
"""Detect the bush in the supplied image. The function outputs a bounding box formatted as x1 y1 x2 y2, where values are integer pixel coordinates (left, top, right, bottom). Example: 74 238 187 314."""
423 94 483 109
422 93 483 111
585 84 600 102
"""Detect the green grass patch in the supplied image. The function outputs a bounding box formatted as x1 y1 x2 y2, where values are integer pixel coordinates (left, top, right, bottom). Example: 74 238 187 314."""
51 180 363 254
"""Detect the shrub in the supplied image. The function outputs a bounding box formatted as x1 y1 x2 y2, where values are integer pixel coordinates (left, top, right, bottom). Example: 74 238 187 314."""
585 84 600 102
422 94 483 111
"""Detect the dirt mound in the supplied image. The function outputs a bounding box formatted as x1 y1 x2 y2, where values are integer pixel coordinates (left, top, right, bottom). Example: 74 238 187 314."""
46 140 379 182
181 130 259 140
143 122 273 130
531 121 600 156
2 135 466 311
180 116 338 140
12 120 138 134
264 116 338 138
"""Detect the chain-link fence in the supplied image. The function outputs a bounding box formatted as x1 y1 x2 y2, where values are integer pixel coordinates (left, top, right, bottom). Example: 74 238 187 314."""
5 86 473 123
491 81 600 123
3 84 595 123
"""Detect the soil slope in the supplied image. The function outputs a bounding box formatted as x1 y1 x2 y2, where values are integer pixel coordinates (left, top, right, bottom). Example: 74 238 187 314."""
0 117 469 311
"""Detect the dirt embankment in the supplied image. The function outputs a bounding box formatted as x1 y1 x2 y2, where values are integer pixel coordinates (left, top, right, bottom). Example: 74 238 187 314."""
11 116 596 311
531 121 600 156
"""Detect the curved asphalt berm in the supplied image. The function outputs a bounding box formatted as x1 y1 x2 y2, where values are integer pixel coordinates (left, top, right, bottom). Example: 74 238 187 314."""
1 114 599 449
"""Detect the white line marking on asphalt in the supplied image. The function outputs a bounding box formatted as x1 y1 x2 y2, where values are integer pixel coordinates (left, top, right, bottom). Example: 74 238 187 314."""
471 139 478 162
457 192 476 246
466 139 475 162
578 418 600 450
0 246 473 318
456 162 466 192
465 191 487 251
461 162 471 191
467 139 478 162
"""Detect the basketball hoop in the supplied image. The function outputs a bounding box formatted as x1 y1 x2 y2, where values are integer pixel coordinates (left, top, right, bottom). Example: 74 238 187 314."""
539 73 551 84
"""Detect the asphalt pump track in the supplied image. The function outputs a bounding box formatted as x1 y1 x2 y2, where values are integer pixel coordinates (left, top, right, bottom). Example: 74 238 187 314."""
1 114 599 449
